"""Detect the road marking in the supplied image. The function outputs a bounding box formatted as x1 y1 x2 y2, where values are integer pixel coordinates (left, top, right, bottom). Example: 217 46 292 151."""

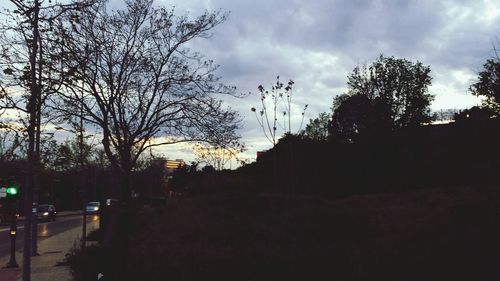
0 226 24 233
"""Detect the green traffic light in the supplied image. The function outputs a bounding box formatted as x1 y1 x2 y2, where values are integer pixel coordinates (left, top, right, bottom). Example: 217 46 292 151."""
6 186 18 195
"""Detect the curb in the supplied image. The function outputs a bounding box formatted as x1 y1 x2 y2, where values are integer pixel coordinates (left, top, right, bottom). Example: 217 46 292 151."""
16 211 83 222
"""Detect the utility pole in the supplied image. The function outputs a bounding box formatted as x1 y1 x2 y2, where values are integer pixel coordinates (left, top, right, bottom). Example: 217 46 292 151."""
31 30 44 256
22 0 40 278
80 89 87 251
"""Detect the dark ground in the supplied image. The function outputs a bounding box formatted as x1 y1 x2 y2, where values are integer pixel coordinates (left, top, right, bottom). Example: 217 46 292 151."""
120 185 500 281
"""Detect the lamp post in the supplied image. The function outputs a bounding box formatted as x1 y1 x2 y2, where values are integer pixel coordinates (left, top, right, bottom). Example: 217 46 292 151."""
6 215 18 268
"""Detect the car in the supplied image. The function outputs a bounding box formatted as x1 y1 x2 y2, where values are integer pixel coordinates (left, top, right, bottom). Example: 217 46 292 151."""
105 198 119 207
86 201 101 214
37 204 56 221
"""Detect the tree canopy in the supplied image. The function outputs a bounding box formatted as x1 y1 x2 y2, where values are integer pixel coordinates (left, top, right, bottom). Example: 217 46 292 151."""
330 55 433 142
469 59 500 113
302 112 330 141
329 93 392 143
453 106 495 123
48 0 240 195
192 141 245 170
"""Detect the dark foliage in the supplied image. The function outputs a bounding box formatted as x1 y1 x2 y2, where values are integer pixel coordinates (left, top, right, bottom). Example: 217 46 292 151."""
330 55 433 143
453 106 495 123
126 195 373 281
62 244 112 281
190 119 500 198
302 112 330 141
117 188 500 281
329 93 392 143
0 159 170 213
470 59 500 113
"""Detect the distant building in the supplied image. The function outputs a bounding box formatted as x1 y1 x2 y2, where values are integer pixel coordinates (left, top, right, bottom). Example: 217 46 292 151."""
163 159 185 197
145 158 186 197
165 159 185 172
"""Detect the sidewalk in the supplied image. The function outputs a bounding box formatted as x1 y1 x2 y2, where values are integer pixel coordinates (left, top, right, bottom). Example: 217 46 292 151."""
0 220 99 281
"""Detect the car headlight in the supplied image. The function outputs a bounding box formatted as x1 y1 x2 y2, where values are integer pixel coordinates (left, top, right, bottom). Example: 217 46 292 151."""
94 207 99 211
43 212 49 216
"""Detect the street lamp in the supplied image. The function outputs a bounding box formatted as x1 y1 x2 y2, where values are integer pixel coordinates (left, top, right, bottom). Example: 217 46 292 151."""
6 215 18 268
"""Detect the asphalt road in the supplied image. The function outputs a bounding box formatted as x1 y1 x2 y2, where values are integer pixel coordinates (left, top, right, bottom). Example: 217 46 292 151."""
0 214 99 257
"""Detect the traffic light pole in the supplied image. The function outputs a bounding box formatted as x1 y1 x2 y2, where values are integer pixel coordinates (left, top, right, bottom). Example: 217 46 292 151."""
2 185 20 268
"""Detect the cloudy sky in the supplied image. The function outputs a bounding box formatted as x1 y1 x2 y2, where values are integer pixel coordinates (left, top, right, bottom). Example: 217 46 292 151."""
138 0 499 165
3 0 495 166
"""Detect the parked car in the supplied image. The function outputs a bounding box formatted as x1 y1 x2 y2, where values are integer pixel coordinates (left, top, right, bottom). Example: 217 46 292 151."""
37 204 56 221
86 201 101 214
105 198 119 207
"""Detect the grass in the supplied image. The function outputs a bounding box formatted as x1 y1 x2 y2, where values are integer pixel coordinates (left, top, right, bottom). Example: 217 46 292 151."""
85 229 101 241
61 242 114 281
64 225 125 280
128 187 500 281
69 185 500 280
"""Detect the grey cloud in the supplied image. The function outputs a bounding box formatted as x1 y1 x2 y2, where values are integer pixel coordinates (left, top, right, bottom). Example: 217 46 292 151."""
103 0 500 162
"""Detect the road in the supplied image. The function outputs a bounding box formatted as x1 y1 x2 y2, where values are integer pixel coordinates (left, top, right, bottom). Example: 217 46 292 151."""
0 214 99 257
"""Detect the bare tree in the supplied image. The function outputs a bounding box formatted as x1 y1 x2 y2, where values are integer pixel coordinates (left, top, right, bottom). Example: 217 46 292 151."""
193 141 246 170
250 76 307 195
0 1 95 279
0 123 25 161
251 76 307 146
50 0 241 199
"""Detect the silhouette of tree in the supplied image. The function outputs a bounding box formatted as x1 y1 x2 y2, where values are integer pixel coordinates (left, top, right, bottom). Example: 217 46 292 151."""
47 137 94 171
0 0 97 274
432 109 459 122
49 0 240 199
330 94 370 143
453 106 495 123
201 164 216 173
0 123 25 161
302 112 330 141
330 55 433 142
193 141 246 170
251 76 307 146
250 76 308 194
469 59 500 113
329 93 393 143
